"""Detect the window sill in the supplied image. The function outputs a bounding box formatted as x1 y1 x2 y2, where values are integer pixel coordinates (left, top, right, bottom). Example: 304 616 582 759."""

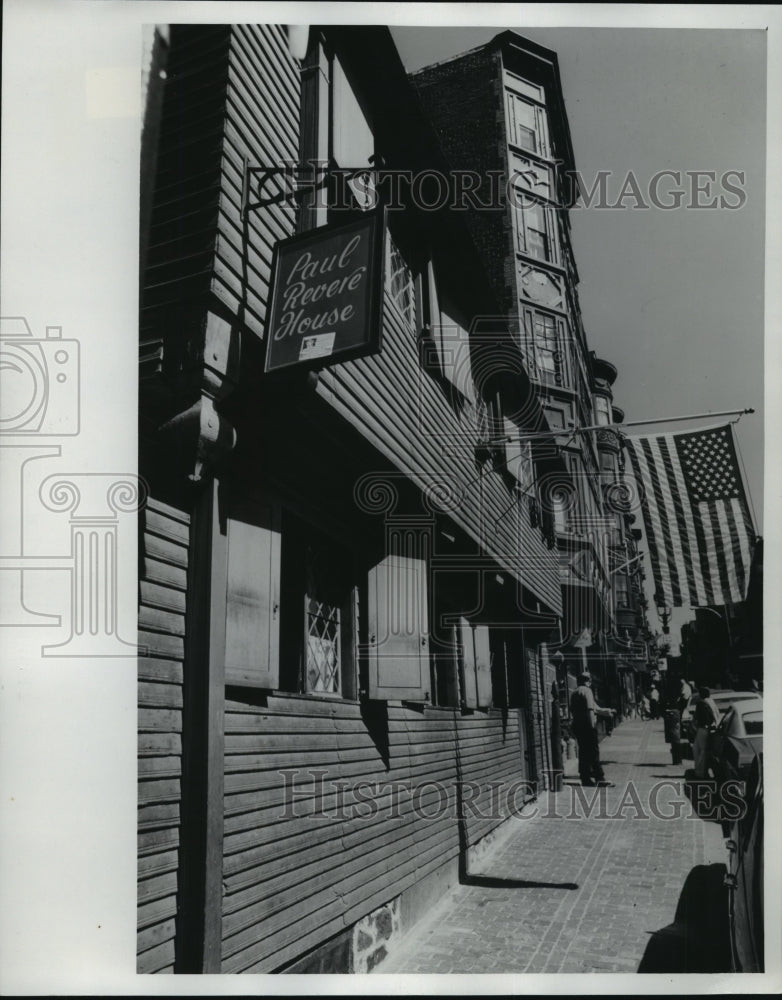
267 688 361 706
507 140 558 171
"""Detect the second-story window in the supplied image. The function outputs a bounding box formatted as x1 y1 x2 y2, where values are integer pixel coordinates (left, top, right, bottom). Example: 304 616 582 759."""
385 232 416 332
594 394 612 425
533 312 563 386
599 449 618 481
514 197 557 264
615 573 630 610
506 91 549 157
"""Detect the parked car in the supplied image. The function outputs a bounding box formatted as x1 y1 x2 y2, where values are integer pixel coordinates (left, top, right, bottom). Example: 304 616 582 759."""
725 752 763 971
707 699 763 789
679 689 761 744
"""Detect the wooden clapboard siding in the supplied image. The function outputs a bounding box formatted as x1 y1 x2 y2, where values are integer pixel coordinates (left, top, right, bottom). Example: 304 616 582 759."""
141 26 232 346
220 694 525 972
138 497 190 973
315 291 562 615
208 26 300 339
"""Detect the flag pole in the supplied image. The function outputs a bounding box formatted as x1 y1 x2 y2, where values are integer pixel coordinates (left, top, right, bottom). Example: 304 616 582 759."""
504 408 754 442
574 407 755 437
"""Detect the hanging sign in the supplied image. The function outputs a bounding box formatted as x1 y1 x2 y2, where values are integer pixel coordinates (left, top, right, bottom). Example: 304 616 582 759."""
263 210 385 373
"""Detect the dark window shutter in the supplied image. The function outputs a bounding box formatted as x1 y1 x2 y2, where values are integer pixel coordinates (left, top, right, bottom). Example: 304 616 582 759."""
224 503 281 687
367 554 429 701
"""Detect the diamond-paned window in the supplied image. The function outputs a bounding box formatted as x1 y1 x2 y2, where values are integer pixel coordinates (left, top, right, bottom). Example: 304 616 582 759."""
385 233 416 331
305 596 340 694
303 539 346 696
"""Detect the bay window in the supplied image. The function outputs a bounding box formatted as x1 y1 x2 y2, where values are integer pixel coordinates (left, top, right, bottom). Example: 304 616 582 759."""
594 394 612 426
509 151 553 200
615 573 630 610
506 90 550 157
521 308 569 388
513 196 558 264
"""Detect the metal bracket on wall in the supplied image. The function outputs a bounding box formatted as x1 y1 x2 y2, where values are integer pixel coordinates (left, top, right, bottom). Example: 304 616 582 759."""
241 157 382 220
240 158 312 219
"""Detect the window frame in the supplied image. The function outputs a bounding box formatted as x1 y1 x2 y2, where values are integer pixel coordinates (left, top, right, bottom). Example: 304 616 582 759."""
279 509 361 701
594 394 612 426
521 307 570 389
506 88 551 159
614 572 630 611
514 196 558 266
384 228 417 333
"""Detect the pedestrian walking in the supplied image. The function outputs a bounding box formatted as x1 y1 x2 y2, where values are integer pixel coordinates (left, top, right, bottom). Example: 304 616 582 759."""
692 686 719 779
569 672 615 787
677 677 693 713
649 685 661 719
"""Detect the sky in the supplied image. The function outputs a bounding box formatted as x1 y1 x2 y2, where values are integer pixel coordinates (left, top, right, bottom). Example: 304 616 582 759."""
392 25 767 639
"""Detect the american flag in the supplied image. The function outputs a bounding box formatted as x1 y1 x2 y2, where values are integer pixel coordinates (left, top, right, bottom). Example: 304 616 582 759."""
625 424 755 608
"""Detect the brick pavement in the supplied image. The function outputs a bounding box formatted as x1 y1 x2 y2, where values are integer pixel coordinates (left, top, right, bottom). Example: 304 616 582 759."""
376 718 728 974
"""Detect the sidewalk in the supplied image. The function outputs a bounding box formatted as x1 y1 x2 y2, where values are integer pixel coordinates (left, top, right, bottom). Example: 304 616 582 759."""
377 718 728 974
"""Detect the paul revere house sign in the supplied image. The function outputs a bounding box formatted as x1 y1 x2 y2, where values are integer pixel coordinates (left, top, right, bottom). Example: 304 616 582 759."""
263 210 385 373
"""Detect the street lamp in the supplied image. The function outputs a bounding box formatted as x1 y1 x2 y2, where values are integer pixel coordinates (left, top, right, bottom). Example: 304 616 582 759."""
654 593 672 635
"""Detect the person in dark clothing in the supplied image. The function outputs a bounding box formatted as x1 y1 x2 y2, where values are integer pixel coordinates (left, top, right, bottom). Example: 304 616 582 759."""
569 672 615 787
693 686 719 778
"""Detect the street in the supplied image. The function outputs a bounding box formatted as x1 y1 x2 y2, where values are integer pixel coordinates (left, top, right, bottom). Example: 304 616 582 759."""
376 718 729 974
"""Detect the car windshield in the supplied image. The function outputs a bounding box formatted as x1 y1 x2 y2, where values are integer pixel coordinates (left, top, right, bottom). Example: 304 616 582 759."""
741 710 763 735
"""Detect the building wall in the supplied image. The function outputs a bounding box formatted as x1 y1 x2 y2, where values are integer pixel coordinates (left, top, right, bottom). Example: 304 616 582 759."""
221 697 525 972
314 281 562 615
140 24 300 358
137 497 190 973
413 36 631 685
412 47 515 316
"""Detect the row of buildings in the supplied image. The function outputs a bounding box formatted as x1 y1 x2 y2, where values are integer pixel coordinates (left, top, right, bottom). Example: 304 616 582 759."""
138 24 651 973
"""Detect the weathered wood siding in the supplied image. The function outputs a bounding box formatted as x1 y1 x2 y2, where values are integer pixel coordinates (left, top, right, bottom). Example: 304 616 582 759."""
316 289 562 615
137 497 190 973
221 696 525 972
211 24 300 338
141 26 231 350
141 23 299 347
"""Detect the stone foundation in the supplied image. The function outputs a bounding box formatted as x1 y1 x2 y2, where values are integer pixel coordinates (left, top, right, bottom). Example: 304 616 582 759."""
351 897 402 973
